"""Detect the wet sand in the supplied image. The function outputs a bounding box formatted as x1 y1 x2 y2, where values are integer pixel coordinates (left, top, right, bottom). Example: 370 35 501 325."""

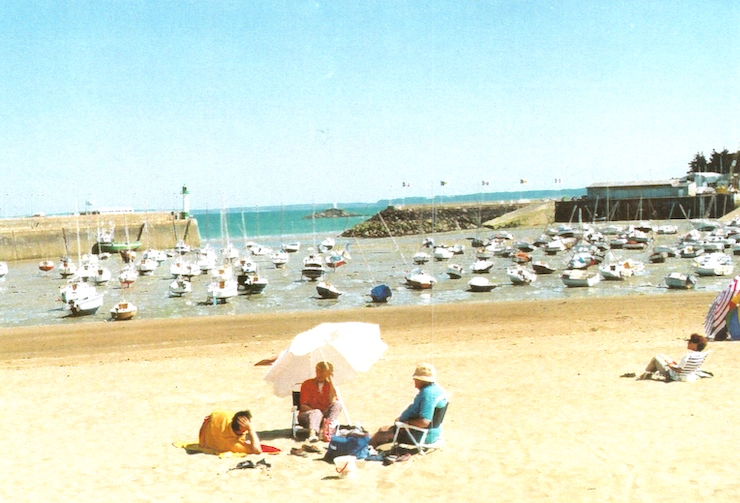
3 291 739 502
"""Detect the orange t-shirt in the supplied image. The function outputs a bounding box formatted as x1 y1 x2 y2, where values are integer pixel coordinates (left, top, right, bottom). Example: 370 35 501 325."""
300 378 334 412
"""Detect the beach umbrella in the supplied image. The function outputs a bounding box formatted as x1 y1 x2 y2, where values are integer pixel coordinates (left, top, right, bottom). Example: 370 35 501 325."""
264 322 387 397
704 274 740 340
264 322 387 425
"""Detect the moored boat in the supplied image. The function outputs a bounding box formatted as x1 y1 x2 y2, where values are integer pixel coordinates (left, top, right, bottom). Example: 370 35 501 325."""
446 264 465 279
66 291 104 317
301 254 325 281
433 246 454 261
316 281 342 299
110 300 137 321
238 274 269 294
665 272 698 290
370 284 392 303
467 276 497 292
470 259 494 274
206 278 239 303
694 252 733 276
506 265 536 286
271 250 290 268
282 242 300 253
405 268 437 290
560 269 601 288
38 260 55 272
412 252 431 265
93 266 112 285
169 276 192 297
532 260 556 275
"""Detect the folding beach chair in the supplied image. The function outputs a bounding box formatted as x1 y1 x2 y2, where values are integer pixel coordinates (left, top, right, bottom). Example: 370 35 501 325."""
672 350 711 381
290 389 304 439
392 394 449 456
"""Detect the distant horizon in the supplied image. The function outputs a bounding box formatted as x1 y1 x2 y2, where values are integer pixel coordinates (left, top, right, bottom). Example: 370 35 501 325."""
2 187 587 219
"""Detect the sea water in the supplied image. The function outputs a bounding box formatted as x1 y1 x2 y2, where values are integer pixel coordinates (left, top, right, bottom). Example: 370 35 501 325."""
0 213 731 330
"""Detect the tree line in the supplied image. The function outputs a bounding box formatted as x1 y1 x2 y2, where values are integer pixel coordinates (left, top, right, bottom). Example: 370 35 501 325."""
689 149 738 174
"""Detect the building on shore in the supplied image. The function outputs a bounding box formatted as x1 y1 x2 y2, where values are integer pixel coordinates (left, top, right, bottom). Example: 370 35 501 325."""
555 175 737 223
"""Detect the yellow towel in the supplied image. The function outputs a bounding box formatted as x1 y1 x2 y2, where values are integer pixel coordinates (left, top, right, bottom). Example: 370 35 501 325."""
172 441 247 458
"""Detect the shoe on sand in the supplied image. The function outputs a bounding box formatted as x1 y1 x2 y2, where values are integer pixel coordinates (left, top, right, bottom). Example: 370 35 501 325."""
290 447 308 457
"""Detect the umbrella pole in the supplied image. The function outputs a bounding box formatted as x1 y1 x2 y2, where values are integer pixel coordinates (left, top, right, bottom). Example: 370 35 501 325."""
332 383 353 426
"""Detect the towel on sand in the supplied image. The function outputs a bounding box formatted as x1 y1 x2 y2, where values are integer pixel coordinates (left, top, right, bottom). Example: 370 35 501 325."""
173 442 280 458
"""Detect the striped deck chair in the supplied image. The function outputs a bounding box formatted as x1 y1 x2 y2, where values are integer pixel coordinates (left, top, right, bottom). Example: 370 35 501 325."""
669 351 711 382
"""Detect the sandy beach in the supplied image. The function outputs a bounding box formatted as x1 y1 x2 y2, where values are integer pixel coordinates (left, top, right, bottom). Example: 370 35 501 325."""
2 291 739 502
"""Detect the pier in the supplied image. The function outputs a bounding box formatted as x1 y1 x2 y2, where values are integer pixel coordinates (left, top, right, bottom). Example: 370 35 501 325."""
554 194 737 223
0 212 200 262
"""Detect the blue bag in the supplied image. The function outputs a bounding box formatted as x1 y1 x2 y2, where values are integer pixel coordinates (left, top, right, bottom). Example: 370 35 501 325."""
324 433 371 462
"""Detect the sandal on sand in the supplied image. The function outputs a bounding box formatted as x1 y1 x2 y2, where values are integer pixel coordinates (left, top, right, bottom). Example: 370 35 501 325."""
302 444 322 453
232 460 256 470
290 447 308 457
256 458 271 469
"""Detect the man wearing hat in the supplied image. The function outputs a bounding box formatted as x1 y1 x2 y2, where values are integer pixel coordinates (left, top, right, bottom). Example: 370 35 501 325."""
369 363 447 448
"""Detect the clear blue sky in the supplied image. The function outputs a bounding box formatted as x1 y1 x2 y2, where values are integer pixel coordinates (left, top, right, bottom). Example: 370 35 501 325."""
1 1 738 216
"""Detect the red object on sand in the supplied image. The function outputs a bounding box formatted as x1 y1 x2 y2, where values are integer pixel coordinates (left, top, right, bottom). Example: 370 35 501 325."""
260 444 281 454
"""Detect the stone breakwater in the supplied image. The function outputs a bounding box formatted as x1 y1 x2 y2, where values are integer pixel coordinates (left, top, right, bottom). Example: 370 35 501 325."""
0 212 200 262
340 202 529 238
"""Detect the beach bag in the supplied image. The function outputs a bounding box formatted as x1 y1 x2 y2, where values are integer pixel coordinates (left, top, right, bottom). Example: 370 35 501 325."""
324 431 371 462
320 419 339 442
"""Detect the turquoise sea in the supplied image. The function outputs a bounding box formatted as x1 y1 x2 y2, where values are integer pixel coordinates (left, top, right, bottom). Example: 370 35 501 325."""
192 203 387 244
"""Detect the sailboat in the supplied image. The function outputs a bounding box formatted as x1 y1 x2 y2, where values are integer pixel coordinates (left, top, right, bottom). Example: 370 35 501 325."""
172 214 190 254
64 201 104 316
66 292 104 316
169 275 192 297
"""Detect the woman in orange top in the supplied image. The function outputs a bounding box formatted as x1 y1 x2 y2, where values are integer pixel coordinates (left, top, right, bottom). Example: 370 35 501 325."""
299 361 343 442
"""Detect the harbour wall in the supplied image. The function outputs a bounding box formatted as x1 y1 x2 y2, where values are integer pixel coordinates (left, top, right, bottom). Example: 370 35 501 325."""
0 212 201 262
554 194 737 223
340 202 529 238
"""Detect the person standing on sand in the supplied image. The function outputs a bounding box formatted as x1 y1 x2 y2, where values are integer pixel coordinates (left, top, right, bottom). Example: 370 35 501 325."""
198 410 262 454
369 363 447 448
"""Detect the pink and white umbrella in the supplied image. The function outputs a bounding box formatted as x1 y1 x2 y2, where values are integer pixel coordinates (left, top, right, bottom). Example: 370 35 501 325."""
705 274 740 340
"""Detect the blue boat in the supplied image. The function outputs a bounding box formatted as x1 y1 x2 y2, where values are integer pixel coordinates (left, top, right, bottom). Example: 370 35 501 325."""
370 284 392 303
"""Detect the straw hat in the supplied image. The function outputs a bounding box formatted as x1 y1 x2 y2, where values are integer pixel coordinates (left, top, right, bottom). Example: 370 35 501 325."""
412 363 436 383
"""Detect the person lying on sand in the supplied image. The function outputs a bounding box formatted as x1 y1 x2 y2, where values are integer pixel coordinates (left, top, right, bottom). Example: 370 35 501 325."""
639 333 709 382
199 410 262 455
369 363 446 448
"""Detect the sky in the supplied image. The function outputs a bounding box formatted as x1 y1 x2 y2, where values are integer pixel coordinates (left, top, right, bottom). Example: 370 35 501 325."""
1 1 738 216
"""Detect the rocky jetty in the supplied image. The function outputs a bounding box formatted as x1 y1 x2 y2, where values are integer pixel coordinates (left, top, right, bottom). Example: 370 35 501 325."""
340 202 529 238
303 208 361 219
